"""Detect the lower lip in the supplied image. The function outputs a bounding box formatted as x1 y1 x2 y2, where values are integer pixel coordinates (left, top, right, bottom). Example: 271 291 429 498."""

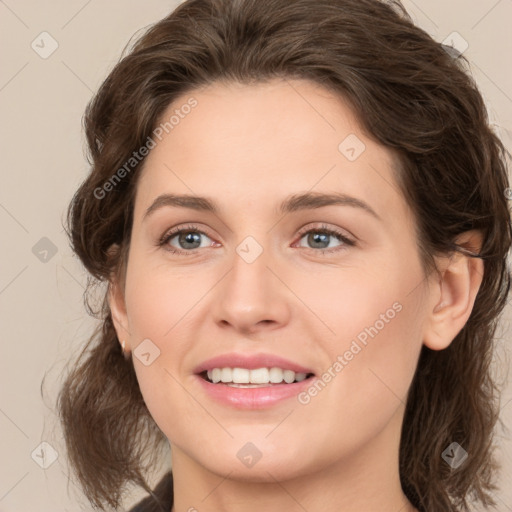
195 375 315 409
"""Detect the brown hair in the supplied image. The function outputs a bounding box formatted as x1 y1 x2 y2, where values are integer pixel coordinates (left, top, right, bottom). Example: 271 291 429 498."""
57 0 512 510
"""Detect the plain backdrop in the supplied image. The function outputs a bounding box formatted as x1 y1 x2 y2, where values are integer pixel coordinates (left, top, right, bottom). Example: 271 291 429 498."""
0 1 511 510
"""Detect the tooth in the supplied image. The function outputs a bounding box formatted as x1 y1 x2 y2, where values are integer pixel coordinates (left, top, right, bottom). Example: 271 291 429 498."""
250 368 270 384
232 367 250 383
283 370 296 384
209 367 309 385
269 367 284 383
220 368 232 383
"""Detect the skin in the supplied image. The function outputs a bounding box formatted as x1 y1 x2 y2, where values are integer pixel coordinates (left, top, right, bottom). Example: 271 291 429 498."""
109 78 484 512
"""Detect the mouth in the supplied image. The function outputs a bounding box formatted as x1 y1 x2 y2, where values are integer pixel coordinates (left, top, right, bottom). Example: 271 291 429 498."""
198 367 316 387
193 353 317 408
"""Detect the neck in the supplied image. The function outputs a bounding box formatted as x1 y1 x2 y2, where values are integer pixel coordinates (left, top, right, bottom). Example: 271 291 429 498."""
170 404 417 512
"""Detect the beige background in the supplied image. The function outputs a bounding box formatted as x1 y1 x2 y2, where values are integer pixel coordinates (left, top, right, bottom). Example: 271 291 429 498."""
0 1 511 510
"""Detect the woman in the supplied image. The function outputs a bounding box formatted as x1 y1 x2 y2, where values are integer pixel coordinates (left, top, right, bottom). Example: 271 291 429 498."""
57 0 512 511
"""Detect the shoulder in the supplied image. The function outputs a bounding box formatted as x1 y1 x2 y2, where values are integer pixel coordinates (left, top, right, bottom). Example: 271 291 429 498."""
128 471 174 512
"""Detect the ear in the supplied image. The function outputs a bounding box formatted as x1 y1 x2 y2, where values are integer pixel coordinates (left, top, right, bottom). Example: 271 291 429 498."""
423 230 484 351
107 244 132 357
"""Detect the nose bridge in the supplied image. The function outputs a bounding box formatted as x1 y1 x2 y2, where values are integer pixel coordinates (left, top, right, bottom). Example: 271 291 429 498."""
212 233 290 332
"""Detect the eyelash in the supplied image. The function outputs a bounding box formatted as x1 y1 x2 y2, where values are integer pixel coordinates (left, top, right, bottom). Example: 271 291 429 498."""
157 223 356 256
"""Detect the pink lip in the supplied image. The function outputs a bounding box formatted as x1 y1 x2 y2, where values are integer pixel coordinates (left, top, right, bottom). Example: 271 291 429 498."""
194 375 315 409
192 352 316 410
193 352 314 374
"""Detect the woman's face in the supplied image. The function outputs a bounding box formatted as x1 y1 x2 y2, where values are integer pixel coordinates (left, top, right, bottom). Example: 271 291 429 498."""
112 79 432 482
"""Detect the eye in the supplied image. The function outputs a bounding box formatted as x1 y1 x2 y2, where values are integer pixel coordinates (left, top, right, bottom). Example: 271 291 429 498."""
158 224 215 255
294 224 355 254
157 222 355 256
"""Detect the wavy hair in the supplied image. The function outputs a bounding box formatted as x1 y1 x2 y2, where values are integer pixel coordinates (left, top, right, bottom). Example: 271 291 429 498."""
56 0 512 510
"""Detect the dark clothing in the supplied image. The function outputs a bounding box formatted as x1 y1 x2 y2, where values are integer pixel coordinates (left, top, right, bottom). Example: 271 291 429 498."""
128 471 174 512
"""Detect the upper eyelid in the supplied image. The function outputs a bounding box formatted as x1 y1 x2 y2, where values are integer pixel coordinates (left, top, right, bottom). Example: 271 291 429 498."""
161 223 213 239
162 223 351 237
296 223 353 239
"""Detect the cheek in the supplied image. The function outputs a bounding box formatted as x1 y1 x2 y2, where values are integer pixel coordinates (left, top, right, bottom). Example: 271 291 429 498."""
273 297 423 479
300 256 425 414
290 287 424 468
124 255 196 343
122 258 191 424
337 297 422 395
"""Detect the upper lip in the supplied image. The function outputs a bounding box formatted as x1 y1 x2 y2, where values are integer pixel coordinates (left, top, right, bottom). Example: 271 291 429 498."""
193 353 315 375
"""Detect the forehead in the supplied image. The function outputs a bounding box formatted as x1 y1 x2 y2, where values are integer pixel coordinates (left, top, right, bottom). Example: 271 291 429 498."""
134 78 406 223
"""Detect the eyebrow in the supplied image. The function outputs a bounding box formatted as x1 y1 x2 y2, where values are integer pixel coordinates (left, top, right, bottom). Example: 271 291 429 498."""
143 191 381 221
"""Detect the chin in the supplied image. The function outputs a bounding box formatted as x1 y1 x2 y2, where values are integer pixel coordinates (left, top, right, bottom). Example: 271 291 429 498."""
184 436 318 483
201 456 310 483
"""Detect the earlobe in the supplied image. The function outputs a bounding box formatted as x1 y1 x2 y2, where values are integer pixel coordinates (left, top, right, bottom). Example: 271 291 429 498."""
423 230 484 351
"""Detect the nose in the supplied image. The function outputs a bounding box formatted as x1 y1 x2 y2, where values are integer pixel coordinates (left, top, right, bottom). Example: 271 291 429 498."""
211 242 292 335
